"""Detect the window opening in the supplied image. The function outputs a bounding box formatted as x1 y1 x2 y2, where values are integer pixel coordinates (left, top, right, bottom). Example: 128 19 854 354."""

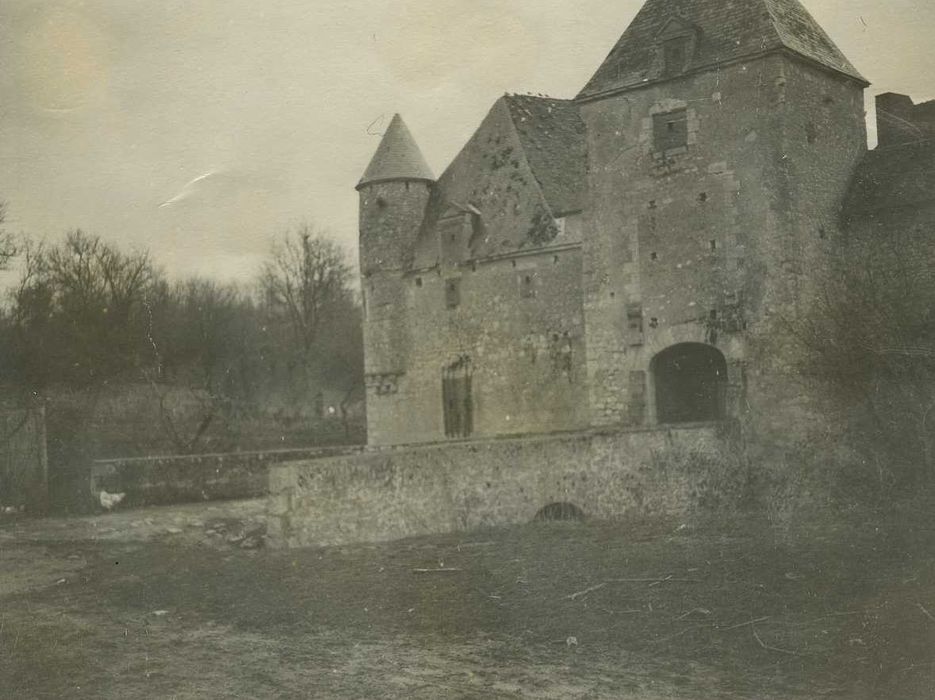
653 109 688 151
445 278 461 309
442 357 473 438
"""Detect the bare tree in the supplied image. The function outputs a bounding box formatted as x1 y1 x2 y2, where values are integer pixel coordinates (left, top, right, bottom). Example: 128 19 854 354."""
0 201 20 269
144 278 258 454
259 224 353 361
10 230 156 387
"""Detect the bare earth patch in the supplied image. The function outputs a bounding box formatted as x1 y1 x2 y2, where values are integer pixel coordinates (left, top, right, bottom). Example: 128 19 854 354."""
1 499 934 698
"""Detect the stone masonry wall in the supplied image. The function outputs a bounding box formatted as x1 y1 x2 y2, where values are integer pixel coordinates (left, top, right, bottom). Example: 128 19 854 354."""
740 57 867 455
268 424 737 548
91 446 361 509
876 93 935 148
362 98 590 446
579 53 866 433
364 245 588 446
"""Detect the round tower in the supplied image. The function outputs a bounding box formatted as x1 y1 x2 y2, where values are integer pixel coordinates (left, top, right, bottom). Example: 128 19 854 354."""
357 114 434 274
356 114 434 445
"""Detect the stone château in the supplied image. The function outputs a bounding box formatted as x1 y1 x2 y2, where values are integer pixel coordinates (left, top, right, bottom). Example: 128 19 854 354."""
355 0 935 448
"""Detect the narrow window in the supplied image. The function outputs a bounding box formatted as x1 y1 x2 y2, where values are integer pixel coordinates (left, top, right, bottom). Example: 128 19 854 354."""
415 277 423 288
710 239 717 251
520 274 535 299
627 302 644 346
806 122 818 145
445 278 461 309
653 109 688 152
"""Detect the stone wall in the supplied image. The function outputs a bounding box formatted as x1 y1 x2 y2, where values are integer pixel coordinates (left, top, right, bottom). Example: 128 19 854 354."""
876 93 935 147
268 424 739 548
360 98 590 446
91 446 362 509
368 245 589 446
578 53 866 434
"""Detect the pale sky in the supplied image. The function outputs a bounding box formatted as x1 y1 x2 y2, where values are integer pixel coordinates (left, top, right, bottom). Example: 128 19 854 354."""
1 0 933 284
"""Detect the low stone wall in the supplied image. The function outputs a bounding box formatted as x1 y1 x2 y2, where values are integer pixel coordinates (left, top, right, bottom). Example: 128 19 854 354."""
268 424 741 548
91 446 363 509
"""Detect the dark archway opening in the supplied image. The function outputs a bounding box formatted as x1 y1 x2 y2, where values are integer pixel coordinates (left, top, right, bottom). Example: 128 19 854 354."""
534 502 585 522
652 343 727 424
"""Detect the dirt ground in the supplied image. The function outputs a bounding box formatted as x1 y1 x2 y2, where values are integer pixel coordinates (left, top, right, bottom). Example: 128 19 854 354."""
1 498 934 699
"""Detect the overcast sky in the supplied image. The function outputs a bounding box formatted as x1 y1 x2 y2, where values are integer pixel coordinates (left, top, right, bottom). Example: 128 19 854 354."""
1 0 933 284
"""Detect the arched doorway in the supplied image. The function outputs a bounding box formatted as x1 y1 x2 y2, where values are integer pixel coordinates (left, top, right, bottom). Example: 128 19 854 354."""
651 343 727 424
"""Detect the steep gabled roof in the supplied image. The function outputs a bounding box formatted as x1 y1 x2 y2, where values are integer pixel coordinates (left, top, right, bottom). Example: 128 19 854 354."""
503 95 588 216
357 114 434 189
578 0 866 100
410 95 587 269
844 141 935 218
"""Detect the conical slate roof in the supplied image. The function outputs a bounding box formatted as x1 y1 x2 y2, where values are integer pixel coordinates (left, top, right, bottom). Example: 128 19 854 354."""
357 114 435 189
578 0 867 100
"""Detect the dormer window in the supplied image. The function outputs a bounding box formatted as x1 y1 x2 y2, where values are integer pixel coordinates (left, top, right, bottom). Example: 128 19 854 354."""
655 16 699 79
663 36 691 76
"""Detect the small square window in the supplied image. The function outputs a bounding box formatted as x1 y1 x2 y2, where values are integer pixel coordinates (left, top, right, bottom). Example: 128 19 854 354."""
653 110 688 152
445 278 461 309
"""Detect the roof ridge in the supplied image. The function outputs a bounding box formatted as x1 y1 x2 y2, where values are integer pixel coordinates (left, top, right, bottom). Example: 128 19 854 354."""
577 0 866 100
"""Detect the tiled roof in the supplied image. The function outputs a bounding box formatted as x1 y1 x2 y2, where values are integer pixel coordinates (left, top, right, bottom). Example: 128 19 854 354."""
844 141 935 217
357 114 434 189
503 95 588 216
409 96 587 269
578 0 866 100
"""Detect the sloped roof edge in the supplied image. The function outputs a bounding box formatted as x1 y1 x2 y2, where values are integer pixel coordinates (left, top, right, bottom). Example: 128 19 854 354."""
357 114 435 189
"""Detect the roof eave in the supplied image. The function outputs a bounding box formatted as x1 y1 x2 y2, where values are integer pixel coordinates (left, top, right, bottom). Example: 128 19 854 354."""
356 176 435 191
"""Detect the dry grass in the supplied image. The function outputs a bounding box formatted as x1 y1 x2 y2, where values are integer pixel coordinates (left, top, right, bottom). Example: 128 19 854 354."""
1 499 934 698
